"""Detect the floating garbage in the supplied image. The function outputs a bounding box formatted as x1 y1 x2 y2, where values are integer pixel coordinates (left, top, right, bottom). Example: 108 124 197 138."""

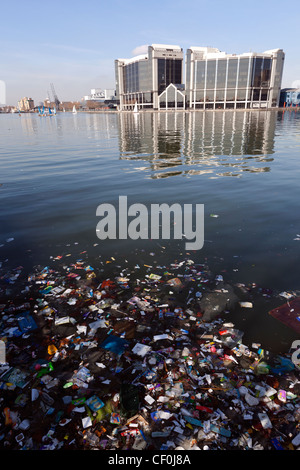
0 248 299 452
269 297 300 334
239 301 253 308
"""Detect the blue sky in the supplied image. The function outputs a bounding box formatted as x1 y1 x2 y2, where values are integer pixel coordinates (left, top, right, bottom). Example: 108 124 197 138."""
1 0 299 105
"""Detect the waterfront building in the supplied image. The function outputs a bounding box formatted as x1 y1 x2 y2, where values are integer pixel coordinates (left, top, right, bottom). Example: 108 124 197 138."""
18 97 34 111
115 45 285 111
279 88 300 107
84 88 105 101
185 47 285 110
83 88 117 104
115 44 185 111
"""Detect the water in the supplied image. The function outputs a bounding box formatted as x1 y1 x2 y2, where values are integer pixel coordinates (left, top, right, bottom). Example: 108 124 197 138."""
1 109 300 352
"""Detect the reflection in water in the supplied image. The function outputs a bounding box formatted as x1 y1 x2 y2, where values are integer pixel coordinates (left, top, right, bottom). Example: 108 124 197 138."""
19 112 119 143
20 114 39 135
20 113 65 138
118 111 277 179
84 112 118 142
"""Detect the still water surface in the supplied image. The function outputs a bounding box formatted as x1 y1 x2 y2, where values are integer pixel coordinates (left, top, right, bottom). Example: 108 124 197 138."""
1 109 300 351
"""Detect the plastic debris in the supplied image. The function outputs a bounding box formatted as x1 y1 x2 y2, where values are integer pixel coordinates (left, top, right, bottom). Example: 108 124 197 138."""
0 249 299 451
269 297 300 334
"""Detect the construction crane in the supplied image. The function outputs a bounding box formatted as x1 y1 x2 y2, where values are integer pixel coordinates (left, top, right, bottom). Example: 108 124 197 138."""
50 83 60 110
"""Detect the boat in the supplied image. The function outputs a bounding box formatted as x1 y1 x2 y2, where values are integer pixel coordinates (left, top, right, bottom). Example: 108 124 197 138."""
72 105 77 114
133 101 138 113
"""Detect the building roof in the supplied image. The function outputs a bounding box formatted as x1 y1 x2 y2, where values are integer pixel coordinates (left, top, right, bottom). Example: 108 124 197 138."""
117 54 148 65
188 46 221 53
188 46 284 59
151 44 182 51
117 44 183 65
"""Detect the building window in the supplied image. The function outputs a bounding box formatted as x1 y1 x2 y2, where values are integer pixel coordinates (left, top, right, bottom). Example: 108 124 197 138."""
236 89 246 101
195 61 206 89
252 58 263 87
261 58 271 87
157 59 182 94
252 88 260 101
217 59 227 89
195 90 204 102
260 89 268 101
226 89 236 101
206 60 216 89
238 59 249 88
205 90 215 102
227 59 238 88
215 89 225 101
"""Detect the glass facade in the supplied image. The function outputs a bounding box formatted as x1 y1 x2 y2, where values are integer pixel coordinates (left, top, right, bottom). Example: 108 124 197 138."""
116 56 154 109
157 59 182 94
187 49 284 110
123 60 151 94
116 46 184 110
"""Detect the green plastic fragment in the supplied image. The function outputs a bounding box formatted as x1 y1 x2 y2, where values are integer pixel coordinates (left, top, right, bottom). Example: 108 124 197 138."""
63 382 73 389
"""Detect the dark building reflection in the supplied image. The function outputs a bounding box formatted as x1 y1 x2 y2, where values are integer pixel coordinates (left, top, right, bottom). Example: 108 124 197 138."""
118 110 277 179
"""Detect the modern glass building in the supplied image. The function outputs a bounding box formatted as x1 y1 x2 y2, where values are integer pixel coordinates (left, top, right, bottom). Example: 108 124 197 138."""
115 45 285 111
185 47 285 110
115 44 185 111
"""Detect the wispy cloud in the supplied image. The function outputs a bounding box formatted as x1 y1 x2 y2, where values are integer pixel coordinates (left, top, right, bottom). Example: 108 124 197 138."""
131 45 148 56
41 43 103 55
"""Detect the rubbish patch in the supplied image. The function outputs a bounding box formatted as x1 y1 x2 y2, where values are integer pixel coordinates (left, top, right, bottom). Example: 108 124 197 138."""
0 248 299 451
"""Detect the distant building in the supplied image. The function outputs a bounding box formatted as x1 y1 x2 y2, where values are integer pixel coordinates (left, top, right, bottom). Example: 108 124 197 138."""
60 101 81 111
18 97 34 111
83 88 116 102
279 88 300 107
185 47 285 110
84 88 105 101
115 44 185 111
